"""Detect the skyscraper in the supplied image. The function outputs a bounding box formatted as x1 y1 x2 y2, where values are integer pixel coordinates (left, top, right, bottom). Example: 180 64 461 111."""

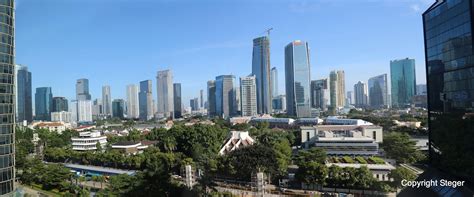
35 87 53 121
112 99 125 119
329 70 345 109
207 80 216 117
199 89 204 109
270 67 278 98
73 100 93 122
16 65 32 123
368 74 388 109
423 0 474 184
390 58 416 108
416 84 427 95
190 98 199 111
0 1 14 193
234 86 241 115
102 85 112 116
240 75 257 117
354 81 368 108
52 97 68 112
346 91 354 106
215 75 235 118
285 40 311 118
173 83 182 118
156 70 174 118
126 84 139 119
252 36 272 114
139 80 154 121
92 99 102 117
311 79 330 111
76 78 91 101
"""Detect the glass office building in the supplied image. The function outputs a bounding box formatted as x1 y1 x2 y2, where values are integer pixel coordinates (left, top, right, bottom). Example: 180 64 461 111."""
252 36 272 114
16 65 32 123
35 87 53 121
0 0 14 194
390 58 416 108
215 75 235 118
173 83 182 118
423 0 474 185
285 40 311 117
368 74 388 109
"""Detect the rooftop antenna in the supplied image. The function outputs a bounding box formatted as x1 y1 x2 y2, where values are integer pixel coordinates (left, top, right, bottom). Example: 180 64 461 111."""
264 28 273 37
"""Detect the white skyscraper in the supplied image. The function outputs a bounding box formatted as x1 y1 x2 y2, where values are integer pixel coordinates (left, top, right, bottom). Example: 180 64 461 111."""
240 75 257 117
102 85 112 116
71 100 93 122
126 84 139 119
156 70 174 118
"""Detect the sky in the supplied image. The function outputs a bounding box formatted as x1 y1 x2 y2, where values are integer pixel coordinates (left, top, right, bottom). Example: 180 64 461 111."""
16 0 433 107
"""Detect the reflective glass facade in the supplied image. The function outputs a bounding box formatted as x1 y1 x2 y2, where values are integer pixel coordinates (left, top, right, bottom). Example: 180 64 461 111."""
423 0 474 183
173 83 182 118
35 87 52 121
252 36 272 114
0 1 13 194
139 80 153 121
285 40 311 117
16 65 32 123
215 75 235 118
390 58 416 108
368 74 388 109
207 80 216 117
52 97 68 112
76 78 91 101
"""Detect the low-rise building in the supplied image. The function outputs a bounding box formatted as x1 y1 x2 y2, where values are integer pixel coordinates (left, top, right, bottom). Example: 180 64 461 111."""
111 141 151 155
72 131 107 151
219 131 255 155
29 121 72 134
325 163 395 181
393 120 421 128
250 117 295 128
325 116 373 126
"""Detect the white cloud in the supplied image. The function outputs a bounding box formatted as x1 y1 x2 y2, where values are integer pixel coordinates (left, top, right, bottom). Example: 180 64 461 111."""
410 4 421 12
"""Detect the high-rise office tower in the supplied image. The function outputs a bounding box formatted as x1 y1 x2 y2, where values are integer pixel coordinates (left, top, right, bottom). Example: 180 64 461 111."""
416 84 427 95
112 99 125 119
215 75 235 118
390 58 416 108
0 1 15 193
310 79 330 111
190 98 199 111
72 100 93 122
173 83 182 118
234 86 241 115
285 40 311 118
126 84 139 119
139 80 154 121
199 89 204 109
240 75 257 117
76 78 91 101
346 91 354 106
52 97 68 112
252 36 272 114
368 74 388 109
329 70 345 109
272 95 287 111
35 87 53 121
354 81 368 108
207 80 216 117
92 99 102 117
16 65 32 123
156 70 174 118
270 67 278 98
102 85 112 116
423 0 474 185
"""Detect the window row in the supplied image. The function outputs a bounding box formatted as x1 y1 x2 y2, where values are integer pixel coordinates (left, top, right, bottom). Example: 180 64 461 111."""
0 34 12 46
426 11 470 39
0 15 11 26
0 84 12 94
0 65 12 74
424 0 466 22
0 24 11 36
0 125 12 135
0 135 11 146
0 179 12 195
426 22 471 49
0 0 13 7
0 43 12 55
444 79 474 92
427 34 472 60
0 74 12 84
0 167 12 182
0 115 12 124
0 155 12 169
0 105 11 114
0 6 12 16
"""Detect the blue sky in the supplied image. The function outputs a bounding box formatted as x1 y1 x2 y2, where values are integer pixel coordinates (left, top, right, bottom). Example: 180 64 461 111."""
16 0 433 107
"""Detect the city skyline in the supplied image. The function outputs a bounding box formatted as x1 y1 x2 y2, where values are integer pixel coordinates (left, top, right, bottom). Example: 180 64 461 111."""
16 0 430 107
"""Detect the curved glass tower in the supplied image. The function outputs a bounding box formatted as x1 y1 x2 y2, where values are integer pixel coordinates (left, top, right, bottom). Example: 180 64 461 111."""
0 0 15 195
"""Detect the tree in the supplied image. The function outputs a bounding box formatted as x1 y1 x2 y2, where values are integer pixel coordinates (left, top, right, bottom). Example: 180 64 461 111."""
294 148 327 166
389 167 417 188
382 132 424 163
224 144 279 181
296 162 328 186
127 129 142 142
352 166 376 189
41 164 73 190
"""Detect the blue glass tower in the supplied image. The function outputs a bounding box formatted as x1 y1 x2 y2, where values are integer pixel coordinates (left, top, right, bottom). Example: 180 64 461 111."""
252 36 272 114
35 87 53 121
285 40 311 117
390 58 416 108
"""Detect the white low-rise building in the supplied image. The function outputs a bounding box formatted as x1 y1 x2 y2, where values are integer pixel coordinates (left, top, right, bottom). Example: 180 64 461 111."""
111 141 151 155
72 131 107 151
219 131 255 155
326 163 396 181
325 116 373 126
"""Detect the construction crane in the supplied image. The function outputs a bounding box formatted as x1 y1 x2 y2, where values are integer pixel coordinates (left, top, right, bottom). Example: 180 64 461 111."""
263 28 273 37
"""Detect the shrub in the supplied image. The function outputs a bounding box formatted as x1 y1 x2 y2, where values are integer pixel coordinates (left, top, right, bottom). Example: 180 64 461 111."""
355 156 367 164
